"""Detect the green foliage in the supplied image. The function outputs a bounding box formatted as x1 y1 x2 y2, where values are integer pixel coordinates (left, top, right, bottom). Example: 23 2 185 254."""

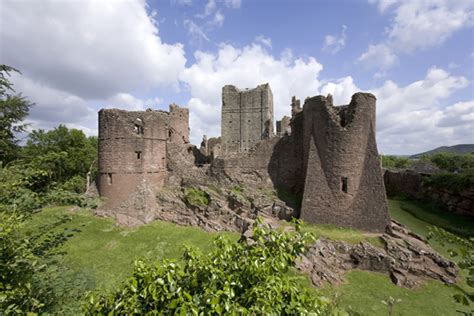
21 125 98 184
0 212 43 313
184 187 210 206
61 175 87 194
381 155 412 170
421 152 474 172
428 227 474 314
423 170 474 192
85 219 339 315
0 65 34 164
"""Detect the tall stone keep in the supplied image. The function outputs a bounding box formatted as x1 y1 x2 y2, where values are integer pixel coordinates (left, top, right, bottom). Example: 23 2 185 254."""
221 83 274 154
98 104 190 222
300 93 390 232
98 109 168 211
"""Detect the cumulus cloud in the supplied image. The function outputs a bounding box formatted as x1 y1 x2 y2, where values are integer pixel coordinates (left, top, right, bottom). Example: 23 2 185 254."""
184 19 210 43
179 42 366 144
358 44 399 70
103 94 163 111
10 72 97 135
322 25 347 54
360 0 474 70
255 35 272 49
371 67 471 154
1 0 186 99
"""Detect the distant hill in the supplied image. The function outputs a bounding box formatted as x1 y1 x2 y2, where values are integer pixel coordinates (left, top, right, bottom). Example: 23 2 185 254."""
410 144 474 158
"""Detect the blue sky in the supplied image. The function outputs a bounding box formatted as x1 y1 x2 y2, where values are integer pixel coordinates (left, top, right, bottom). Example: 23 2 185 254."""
1 0 473 154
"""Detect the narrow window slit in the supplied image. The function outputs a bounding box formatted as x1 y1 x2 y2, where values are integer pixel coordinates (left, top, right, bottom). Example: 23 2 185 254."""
341 177 348 193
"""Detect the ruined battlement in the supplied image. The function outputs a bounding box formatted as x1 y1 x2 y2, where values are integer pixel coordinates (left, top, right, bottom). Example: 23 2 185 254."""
98 104 189 212
300 93 389 231
221 83 274 154
96 84 389 232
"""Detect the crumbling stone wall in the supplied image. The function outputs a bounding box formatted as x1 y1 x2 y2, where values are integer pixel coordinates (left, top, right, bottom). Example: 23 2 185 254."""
168 103 189 144
384 170 474 217
221 84 274 154
98 104 190 221
276 116 291 136
299 93 390 232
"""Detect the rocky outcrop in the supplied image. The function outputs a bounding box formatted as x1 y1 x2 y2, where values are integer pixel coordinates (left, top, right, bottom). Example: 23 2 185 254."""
153 185 284 232
296 220 457 288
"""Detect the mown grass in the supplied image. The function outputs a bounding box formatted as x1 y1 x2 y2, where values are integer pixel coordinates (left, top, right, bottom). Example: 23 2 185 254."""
323 270 468 316
300 222 385 248
22 198 473 315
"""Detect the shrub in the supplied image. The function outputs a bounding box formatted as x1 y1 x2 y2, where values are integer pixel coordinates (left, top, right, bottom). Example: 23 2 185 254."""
61 175 87 194
423 170 474 193
428 227 474 310
0 212 43 313
85 219 340 315
422 152 474 173
184 187 210 206
44 188 87 207
381 155 412 170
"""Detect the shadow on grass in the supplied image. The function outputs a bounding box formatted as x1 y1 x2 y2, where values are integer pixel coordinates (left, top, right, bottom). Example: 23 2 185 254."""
391 196 474 238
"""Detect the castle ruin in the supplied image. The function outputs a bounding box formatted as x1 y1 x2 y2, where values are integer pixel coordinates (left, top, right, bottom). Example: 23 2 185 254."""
221 84 274 154
97 84 389 232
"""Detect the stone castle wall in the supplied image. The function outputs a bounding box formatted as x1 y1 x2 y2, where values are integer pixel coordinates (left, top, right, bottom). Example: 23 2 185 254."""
98 104 189 220
221 84 274 154
299 93 389 232
97 84 390 232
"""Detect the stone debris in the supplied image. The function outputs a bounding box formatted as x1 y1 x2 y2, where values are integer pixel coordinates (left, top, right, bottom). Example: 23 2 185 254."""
296 220 457 288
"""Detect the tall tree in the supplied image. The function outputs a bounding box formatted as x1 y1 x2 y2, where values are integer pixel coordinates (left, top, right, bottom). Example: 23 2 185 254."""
0 65 34 165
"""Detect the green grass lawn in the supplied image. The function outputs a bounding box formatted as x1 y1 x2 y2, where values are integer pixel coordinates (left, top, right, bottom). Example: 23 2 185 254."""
23 199 472 315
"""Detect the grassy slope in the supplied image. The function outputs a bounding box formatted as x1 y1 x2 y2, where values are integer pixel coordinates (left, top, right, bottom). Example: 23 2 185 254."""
25 199 472 315
324 198 472 316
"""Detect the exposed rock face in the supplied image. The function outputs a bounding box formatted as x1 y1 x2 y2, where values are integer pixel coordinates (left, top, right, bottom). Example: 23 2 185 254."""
296 220 457 288
153 185 282 232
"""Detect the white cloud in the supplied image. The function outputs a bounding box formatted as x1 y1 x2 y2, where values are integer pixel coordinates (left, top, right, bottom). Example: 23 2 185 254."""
1 0 186 100
174 0 193 5
255 35 272 49
104 94 163 111
360 0 474 69
10 72 97 135
212 11 225 27
322 25 347 54
180 42 367 144
184 19 210 43
371 67 471 154
320 76 359 105
358 43 399 70
437 101 474 127
224 0 241 9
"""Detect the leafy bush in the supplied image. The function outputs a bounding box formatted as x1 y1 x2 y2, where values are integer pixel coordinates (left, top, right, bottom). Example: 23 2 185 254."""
44 188 87 208
428 227 474 313
60 175 87 194
423 170 474 192
381 155 412 170
85 219 340 315
184 187 210 206
422 152 474 173
0 212 43 313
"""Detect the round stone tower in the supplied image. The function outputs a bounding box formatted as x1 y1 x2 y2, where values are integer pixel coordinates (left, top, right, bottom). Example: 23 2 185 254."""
98 109 168 210
300 93 390 232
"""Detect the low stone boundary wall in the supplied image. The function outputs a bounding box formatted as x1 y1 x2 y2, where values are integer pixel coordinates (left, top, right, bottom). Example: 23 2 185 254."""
383 170 474 217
